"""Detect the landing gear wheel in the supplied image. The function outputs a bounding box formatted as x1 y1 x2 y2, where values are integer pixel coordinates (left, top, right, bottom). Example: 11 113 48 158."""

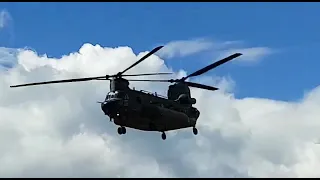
117 127 122 135
117 126 126 135
161 132 166 140
193 127 198 135
121 126 126 134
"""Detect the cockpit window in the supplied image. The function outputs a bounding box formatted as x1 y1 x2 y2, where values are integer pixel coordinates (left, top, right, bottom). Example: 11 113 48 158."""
115 91 125 98
105 92 114 100
114 91 120 97
105 91 124 100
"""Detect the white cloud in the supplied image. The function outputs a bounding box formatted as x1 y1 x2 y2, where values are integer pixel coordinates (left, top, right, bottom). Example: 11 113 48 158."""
156 38 214 59
156 38 272 66
0 9 14 47
0 9 11 29
1 43 320 178
0 47 18 70
218 47 274 63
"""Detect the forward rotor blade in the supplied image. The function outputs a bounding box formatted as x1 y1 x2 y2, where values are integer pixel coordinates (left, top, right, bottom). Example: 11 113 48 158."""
184 53 242 80
10 75 107 88
95 73 173 80
122 72 173 77
119 46 164 75
184 81 219 91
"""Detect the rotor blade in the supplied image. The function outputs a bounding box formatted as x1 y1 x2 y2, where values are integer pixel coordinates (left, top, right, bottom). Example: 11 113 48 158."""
10 75 107 88
95 73 172 80
184 82 219 91
122 72 173 77
126 79 171 82
119 46 164 75
184 53 242 80
126 79 218 91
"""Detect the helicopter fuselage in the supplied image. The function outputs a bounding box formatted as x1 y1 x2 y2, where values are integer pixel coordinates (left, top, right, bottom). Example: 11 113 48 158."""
100 88 200 132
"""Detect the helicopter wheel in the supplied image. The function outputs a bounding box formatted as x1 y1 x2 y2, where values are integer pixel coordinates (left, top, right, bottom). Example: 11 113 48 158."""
193 127 198 135
117 127 122 135
161 132 166 140
121 126 126 134
117 126 126 135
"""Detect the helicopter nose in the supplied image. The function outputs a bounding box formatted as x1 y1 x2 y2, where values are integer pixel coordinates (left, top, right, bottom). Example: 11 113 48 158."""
101 99 121 115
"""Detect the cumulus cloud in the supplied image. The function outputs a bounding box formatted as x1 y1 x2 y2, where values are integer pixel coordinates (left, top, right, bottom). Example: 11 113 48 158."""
1 43 320 178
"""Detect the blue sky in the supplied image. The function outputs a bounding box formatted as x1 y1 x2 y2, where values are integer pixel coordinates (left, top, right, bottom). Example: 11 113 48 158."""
0 2 319 101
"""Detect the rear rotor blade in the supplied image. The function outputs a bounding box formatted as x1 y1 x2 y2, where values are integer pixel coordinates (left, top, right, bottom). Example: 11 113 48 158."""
119 46 164 75
126 79 171 82
183 53 242 80
126 79 218 91
10 75 107 88
184 81 219 91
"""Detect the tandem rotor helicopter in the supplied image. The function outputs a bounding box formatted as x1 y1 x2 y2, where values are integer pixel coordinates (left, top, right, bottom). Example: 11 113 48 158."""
10 46 242 140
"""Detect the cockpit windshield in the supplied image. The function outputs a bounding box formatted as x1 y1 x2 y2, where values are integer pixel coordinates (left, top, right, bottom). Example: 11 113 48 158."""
105 91 124 100
105 92 114 100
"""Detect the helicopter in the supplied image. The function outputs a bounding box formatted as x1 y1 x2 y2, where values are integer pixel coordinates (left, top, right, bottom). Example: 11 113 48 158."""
10 46 242 140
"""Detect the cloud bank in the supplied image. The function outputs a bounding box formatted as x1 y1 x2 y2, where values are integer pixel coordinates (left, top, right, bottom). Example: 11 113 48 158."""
1 43 320 178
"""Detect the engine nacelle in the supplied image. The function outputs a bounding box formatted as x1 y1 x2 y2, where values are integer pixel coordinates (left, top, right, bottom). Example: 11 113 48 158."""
176 94 196 105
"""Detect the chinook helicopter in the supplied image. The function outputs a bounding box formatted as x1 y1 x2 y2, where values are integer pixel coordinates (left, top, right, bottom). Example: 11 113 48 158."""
10 46 242 140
